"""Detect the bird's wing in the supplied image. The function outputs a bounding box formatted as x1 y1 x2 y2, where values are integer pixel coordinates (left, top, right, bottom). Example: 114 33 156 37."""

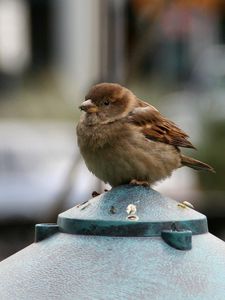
127 102 195 149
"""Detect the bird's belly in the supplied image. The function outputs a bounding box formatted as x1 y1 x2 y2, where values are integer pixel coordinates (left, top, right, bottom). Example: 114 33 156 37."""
81 137 181 186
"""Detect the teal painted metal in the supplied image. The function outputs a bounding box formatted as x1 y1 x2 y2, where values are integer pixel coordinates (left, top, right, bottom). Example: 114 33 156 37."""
161 230 192 250
35 223 59 242
58 185 208 239
0 185 225 300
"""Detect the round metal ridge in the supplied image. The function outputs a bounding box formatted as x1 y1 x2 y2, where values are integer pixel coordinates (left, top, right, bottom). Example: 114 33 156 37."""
57 185 208 237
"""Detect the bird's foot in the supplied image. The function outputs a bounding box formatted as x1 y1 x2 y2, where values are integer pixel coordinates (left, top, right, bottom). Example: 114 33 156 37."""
129 179 149 187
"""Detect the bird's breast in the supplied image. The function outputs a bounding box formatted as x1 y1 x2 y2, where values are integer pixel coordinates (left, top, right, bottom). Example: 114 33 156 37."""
77 120 181 186
77 120 130 149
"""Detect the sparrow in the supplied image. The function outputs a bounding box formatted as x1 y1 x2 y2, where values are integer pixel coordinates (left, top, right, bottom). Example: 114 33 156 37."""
76 83 214 187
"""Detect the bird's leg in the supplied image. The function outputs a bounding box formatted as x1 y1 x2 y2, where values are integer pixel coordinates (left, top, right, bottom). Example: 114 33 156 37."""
129 179 149 187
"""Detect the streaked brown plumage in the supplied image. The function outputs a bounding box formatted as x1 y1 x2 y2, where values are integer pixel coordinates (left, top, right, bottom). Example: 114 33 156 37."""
76 83 214 187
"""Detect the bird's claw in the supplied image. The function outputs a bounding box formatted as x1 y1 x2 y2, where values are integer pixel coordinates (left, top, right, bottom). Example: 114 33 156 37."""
129 179 149 187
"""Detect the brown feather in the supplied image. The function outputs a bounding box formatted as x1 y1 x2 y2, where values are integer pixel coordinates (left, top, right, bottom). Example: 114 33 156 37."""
181 155 215 172
127 104 196 149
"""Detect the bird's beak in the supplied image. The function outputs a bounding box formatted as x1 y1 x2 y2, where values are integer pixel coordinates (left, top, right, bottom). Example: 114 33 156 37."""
79 99 98 113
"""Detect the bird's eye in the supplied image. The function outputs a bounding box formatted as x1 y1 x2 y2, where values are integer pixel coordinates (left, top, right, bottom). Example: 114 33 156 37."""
104 100 110 106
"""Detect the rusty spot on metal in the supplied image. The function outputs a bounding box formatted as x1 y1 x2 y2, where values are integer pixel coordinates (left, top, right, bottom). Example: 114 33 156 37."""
92 191 100 198
78 202 91 211
80 203 91 210
127 214 139 221
171 222 178 231
76 200 88 208
109 206 117 214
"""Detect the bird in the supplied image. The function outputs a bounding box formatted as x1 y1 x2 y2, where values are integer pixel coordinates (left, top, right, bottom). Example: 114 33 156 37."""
76 83 214 187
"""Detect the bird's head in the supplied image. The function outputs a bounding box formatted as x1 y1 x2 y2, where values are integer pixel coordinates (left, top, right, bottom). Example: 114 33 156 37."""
79 83 136 124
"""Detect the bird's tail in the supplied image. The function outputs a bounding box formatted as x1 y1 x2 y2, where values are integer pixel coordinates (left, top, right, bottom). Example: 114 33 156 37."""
181 155 215 173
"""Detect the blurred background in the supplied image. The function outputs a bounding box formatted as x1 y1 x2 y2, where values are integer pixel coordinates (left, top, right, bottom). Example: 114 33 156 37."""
0 0 225 261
